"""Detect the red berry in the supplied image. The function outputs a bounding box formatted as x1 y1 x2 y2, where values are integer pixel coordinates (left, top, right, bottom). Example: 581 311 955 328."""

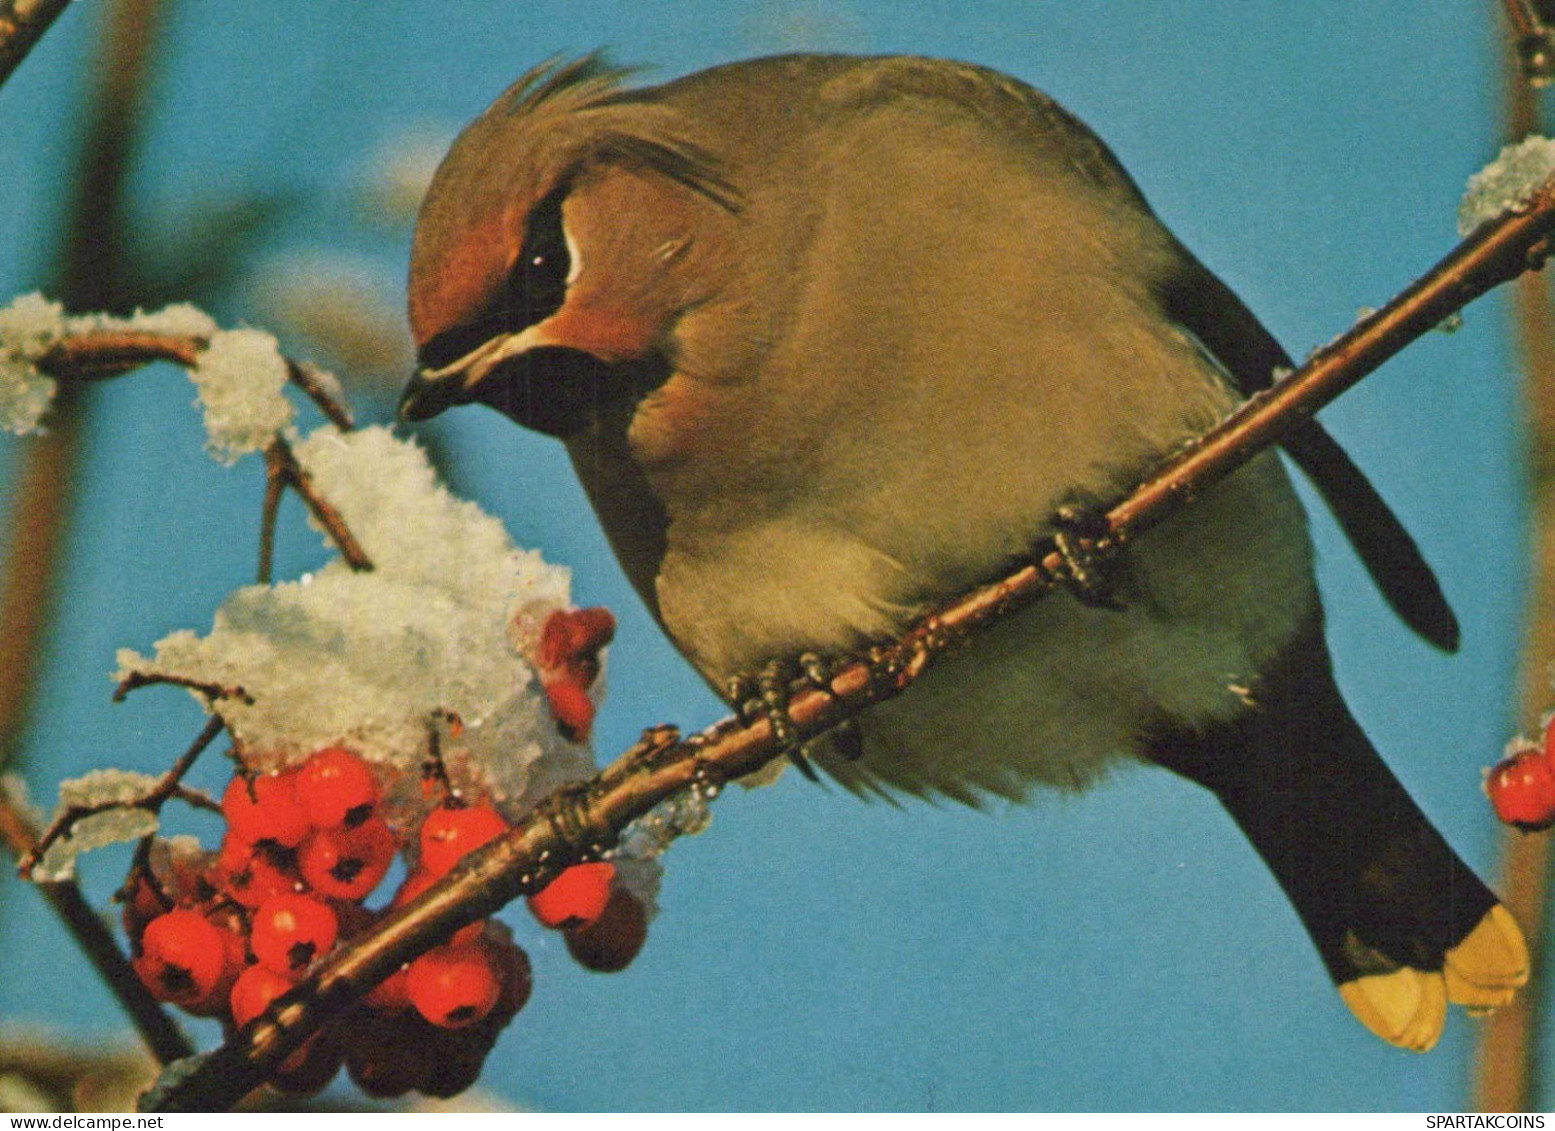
298 817 397 901
120 872 171 951
418 803 509 878
183 912 249 1019
222 771 310 848
270 1027 345 1096
329 901 377 946
1488 747 1555 830
365 962 412 1012
538 607 616 679
391 870 484 946
229 963 294 1028
419 1027 493 1098
489 937 533 1018
406 943 501 1029
528 862 615 930
133 909 228 1007
544 678 596 742
565 885 648 973
297 745 380 828
345 1013 433 1098
251 893 339 976
216 834 301 907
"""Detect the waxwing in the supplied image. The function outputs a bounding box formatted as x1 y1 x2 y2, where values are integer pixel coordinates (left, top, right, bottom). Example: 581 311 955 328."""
399 54 1527 1051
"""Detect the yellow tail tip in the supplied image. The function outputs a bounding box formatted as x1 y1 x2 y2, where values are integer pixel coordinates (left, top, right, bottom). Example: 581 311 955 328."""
1339 905 1528 1048
1444 904 1529 1008
1340 968 1447 1052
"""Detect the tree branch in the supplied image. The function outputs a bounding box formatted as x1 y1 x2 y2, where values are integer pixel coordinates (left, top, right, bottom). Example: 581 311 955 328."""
0 781 193 1065
16 715 226 879
32 329 375 576
146 165 1555 1112
0 0 72 91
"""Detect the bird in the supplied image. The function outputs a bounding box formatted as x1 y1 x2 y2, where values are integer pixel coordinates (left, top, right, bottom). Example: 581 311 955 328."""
397 53 1527 1051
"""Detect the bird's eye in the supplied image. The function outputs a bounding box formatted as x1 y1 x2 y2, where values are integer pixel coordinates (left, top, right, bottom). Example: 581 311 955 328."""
503 186 571 330
415 188 573 374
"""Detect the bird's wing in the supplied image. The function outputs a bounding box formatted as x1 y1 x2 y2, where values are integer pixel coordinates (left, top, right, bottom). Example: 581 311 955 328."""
1155 247 1460 653
775 55 1459 653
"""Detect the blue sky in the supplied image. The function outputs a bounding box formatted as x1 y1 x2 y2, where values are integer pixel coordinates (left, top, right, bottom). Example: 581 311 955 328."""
0 0 1533 1111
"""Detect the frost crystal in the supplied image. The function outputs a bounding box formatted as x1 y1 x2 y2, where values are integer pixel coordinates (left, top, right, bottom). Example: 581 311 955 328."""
32 769 164 882
119 303 219 339
117 426 588 808
189 329 294 462
1459 136 1555 236
0 293 66 435
58 768 162 808
0 358 57 435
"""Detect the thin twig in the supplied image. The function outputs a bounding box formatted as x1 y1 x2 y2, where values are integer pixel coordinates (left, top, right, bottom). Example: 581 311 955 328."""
148 171 1555 1112
0 0 72 91
286 358 353 431
113 671 252 705
34 331 371 579
168 784 220 815
257 445 286 586
36 331 203 379
39 332 357 431
265 435 374 572
17 715 226 877
0 782 193 1065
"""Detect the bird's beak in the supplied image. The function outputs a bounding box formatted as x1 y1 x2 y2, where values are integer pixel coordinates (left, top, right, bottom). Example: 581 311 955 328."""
397 323 662 440
397 366 470 422
397 332 526 423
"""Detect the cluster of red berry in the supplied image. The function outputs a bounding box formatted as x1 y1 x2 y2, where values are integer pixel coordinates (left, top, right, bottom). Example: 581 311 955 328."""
1487 722 1555 831
123 740 648 1099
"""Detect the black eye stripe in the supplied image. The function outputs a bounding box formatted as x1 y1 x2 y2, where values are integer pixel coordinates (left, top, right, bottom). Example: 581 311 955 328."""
416 187 573 373
504 186 570 326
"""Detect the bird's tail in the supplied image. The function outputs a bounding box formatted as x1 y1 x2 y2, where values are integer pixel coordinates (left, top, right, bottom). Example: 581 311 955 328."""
1148 624 1527 1051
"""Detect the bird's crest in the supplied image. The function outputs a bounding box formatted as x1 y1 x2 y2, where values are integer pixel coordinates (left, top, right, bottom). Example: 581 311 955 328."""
482 54 742 214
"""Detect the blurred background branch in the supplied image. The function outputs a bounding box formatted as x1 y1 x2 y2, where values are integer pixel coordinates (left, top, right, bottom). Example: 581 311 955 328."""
0 0 71 90
1474 3 1555 1111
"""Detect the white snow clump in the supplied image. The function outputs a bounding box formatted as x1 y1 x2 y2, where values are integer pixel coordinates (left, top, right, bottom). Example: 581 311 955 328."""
0 293 66 435
116 425 590 809
1459 135 1555 236
188 328 293 462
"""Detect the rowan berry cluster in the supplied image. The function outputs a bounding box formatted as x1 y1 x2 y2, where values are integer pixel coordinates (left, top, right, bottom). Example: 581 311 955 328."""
1487 719 1555 831
123 736 647 1099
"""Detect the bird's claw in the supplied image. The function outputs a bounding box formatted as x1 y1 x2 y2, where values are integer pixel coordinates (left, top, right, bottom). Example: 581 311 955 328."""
1045 504 1124 610
727 654 840 781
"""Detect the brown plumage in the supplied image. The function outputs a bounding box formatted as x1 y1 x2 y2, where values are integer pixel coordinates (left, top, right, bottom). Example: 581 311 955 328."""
400 53 1525 1049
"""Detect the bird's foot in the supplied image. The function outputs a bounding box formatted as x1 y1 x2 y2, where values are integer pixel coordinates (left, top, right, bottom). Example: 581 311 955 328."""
1042 504 1124 610
726 653 839 781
